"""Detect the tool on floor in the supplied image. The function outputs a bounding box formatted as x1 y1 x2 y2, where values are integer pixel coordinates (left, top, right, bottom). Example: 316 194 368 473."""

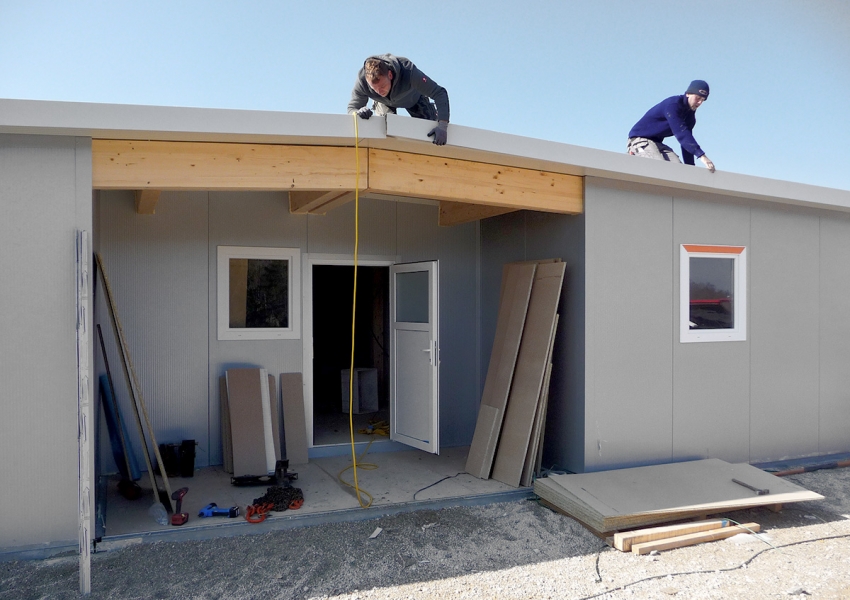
732 478 769 496
245 502 274 523
198 503 239 518
170 487 190 525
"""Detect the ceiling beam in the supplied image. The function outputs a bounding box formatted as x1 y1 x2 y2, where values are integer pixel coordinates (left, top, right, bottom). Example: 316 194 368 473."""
289 190 356 215
367 149 583 214
134 190 160 214
92 139 368 191
439 201 517 227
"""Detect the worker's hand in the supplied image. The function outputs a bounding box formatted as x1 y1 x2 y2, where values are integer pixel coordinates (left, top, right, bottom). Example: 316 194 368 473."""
700 155 716 173
427 120 448 146
356 106 373 120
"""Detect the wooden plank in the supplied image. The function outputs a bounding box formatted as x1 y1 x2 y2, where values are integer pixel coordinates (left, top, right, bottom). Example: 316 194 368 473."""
631 523 761 555
368 149 583 214
492 261 566 487
225 368 270 476
92 139 368 191
219 375 233 474
438 200 517 227
289 190 356 214
465 263 537 479
133 190 160 214
614 519 730 552
521 312 559 487
280 372 309 465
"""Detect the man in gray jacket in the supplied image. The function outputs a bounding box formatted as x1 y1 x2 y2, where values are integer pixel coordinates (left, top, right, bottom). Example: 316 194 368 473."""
348 54 450 145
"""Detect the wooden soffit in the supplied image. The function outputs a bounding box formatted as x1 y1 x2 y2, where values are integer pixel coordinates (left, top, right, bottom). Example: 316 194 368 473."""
93 140 583 222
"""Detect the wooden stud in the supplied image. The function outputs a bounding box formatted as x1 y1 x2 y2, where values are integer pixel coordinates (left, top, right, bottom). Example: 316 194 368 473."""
93 140 368 191
134 190 160 215
368 149 583 214
631 522 761 555
613 519 730 552
289 190 356 215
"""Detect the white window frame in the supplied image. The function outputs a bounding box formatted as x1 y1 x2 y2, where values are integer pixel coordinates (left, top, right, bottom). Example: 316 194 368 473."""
217 245 301 341
680 244 747 343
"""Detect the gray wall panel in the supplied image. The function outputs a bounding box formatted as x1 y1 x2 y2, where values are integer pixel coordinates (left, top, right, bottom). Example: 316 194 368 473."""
524 211 585 473
0 135 89 549
750 208 820 461
584 182 673 471
306 197 397 256
397 202 479 447
208 192 307 465
818 216 850 453
672 197 751 462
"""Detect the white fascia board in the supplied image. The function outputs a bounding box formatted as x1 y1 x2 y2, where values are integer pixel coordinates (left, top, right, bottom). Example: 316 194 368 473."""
0 98 386 144
384 114 850 214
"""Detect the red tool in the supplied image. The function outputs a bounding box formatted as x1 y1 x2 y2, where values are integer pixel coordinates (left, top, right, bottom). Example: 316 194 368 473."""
245 502 274 523
170 487 189 526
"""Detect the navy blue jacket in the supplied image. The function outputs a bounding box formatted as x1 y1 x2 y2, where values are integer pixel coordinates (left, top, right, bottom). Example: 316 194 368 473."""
628 95 704 165
348 54 450 122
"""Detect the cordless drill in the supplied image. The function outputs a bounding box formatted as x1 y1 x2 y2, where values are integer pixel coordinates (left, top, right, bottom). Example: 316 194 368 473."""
170 487 189 526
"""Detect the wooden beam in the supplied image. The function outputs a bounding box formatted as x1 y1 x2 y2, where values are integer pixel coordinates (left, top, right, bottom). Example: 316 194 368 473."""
289 191 356 215
613 519 730 552
631 522 761 555
93 140 368 191
133 190 160 215
368 149 583 214
439 200 517 226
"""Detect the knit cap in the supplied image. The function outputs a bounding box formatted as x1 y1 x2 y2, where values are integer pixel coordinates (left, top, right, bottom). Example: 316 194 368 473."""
686 80 710 98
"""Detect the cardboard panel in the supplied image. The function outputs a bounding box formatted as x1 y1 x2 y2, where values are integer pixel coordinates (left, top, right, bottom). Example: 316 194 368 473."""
465 262 537 478
225 368 269 476
280 373 309 465
492 261 565 487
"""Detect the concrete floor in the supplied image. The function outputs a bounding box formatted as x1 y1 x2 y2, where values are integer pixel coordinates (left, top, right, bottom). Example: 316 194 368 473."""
99 443 528 545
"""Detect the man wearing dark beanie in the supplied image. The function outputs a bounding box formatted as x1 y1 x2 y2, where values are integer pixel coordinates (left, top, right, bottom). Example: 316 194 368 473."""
626 80 715 172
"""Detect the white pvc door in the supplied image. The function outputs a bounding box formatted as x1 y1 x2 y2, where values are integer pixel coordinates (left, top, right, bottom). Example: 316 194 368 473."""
390 261 439 453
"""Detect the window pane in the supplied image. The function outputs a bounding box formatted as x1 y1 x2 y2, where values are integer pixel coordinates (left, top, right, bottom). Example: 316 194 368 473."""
396 271 429 323
689 257 734 330
229 258 289 328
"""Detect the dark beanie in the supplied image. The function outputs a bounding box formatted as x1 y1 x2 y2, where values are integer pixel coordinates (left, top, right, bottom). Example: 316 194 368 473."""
686 80 710 98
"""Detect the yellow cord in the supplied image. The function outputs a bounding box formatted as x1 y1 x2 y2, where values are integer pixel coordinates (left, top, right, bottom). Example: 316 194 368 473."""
347 114 373 508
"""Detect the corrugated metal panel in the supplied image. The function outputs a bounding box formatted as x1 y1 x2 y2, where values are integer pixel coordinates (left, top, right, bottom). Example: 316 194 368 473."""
306 197 397 257
750 208 820 462
0 135 88 549
584 184 673 471
819 215 850 453
672 196 751 462
397 202 479 447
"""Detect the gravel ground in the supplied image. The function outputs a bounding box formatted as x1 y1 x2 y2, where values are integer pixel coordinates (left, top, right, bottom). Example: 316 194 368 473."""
2 468 849 600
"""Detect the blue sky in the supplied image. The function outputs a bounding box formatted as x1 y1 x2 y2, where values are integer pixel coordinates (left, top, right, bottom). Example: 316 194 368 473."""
2 1 848 190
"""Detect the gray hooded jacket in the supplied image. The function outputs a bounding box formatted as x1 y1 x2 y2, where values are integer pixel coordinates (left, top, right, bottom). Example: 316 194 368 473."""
347 54 450 122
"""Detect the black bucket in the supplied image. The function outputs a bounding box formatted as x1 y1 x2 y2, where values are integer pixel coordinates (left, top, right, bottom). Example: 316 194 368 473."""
179 439 196 477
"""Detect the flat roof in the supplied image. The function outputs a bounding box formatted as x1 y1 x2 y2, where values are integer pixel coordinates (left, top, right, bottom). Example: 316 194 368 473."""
1 98 848 213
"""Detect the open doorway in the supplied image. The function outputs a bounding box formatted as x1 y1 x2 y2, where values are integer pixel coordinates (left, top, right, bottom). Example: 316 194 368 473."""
311 264 390 446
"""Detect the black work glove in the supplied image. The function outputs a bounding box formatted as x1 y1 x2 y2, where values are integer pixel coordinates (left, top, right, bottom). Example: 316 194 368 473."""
356 106 373 119
427 120 448 145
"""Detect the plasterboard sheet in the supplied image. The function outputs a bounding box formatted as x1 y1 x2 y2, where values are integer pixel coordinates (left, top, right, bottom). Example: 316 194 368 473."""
280 373 309 465
465 263 537 478
535 459 823 533
219 376 233 474
492 261 566 487
268 374 282 462
225 368 271 477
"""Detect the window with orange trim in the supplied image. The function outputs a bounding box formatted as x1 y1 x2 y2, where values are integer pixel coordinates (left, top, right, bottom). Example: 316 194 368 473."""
680 244 747 343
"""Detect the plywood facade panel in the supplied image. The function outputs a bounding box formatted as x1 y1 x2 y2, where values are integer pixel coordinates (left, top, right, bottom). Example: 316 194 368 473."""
672 197 751 462
583 183 673 471
749 208 820 462
0 135 90 549
818 216 850 454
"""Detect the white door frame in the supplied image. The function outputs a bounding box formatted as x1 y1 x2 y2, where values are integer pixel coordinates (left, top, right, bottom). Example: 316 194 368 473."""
301 253 398 447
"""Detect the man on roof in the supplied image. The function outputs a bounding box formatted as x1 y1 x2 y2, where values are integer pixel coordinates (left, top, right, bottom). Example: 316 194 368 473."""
348 54 450 146
627 80 715 173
